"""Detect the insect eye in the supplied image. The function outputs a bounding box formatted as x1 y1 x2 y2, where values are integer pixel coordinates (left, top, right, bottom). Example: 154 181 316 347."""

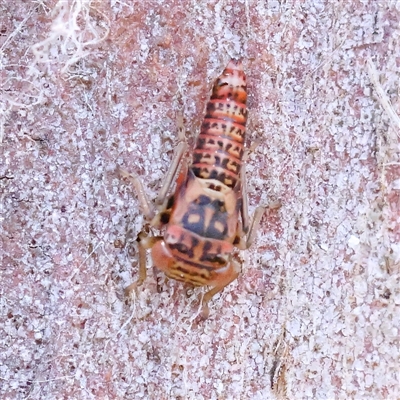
160 211 170 224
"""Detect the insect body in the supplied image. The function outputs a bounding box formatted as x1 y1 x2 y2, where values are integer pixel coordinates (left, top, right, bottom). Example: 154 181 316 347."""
122 59 265 317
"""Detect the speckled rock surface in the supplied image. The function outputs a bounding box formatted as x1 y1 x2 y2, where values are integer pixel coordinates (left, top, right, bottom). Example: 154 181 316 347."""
1 1 399 399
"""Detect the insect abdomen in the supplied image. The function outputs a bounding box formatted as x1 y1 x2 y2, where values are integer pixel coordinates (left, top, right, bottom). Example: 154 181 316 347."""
191 59 247 189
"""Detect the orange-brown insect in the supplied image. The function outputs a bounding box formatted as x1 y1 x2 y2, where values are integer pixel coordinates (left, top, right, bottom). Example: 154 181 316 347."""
121 59 265 317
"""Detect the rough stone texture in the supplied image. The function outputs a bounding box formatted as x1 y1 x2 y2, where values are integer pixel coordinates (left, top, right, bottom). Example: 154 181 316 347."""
1 0 399 399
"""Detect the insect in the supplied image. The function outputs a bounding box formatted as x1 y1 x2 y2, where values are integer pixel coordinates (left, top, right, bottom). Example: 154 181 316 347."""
120 59 265 317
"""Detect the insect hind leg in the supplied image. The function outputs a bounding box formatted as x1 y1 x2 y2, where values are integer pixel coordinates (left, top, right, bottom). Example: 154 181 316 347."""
244 205 266 248
240 162 281 248
238 162 266 248
122 113 188 296
118 113 187 218
156 113 187 205
118 168 155 221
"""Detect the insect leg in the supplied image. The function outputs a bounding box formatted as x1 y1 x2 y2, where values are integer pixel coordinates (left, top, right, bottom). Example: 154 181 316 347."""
239 163 266 248
118 167 155 220
156 114 187 205
240 163 251 234
124 232 163 296
201 260 241 318
242 163 281 248
245 205 266 248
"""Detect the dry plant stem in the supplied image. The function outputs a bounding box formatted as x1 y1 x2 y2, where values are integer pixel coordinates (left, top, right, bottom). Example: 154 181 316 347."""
367 57 400 131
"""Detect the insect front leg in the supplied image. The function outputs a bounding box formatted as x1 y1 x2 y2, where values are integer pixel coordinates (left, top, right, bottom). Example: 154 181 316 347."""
124 233 163 296
201 259 241 319
122 113 188 296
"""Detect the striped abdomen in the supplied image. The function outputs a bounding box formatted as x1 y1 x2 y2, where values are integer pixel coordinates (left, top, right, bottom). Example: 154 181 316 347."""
191 59 247 189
